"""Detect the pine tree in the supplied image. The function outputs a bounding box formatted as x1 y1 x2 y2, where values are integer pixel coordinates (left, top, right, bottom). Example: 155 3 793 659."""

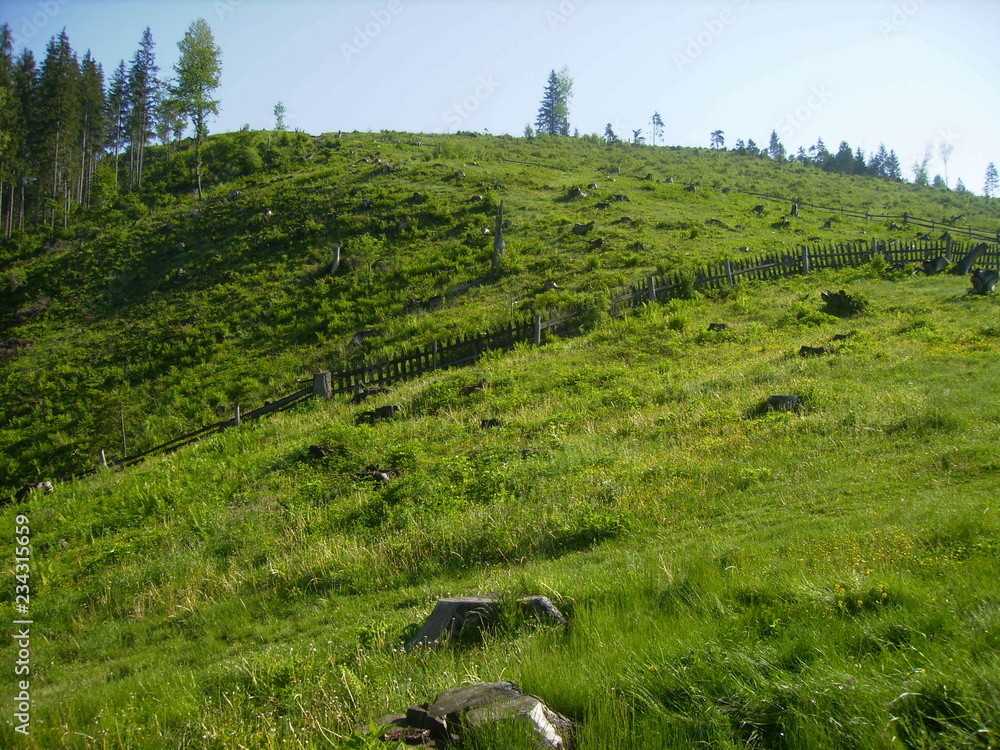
534 68 571 136
710 130 725 150
886 150 902 181
11 49 39 231
854 146 866 175
106 60 129 183
809 138 830 168
955 177 967 193
985 162 999 199
650 112 664 147
126 27 159 191
767 130 785 160
867 143 888 178
37 29 81 227
831 141 854 174
0 24 15 236
273 101 286 131
631 128 644 146
603 123 618 144
77 51 106 206
171 18 222 199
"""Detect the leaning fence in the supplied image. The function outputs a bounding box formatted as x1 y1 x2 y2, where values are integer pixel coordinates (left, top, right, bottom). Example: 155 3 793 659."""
8 234 995 493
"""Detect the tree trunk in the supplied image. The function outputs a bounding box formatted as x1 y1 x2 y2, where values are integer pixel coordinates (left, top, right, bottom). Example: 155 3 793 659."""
195 134 203 199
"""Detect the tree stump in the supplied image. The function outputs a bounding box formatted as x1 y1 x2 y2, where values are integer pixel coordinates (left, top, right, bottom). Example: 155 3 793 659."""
767 395 800 413
406 595 567 651
373 682 572 749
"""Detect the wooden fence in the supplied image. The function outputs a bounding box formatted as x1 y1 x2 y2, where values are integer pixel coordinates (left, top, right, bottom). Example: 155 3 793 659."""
736 189 1000 243
27 234 998 485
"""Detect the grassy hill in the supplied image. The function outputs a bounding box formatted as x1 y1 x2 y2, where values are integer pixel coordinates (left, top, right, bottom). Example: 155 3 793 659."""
1 132 999 749
2 130 998 492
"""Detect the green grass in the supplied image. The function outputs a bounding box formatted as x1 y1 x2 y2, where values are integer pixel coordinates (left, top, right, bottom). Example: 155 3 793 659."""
2 266 999 748
2 130 998 491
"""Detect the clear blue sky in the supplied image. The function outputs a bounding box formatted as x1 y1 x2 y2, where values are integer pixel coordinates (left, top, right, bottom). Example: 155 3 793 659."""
4 0 999 194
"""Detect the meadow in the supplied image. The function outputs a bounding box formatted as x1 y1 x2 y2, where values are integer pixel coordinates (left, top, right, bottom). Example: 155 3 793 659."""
1 131 998 748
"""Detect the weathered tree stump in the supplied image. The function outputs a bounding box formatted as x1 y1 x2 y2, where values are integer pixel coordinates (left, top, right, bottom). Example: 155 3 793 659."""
951 243 988 275
374 682 572 748
799 345 833 357
406 595 567 651
767 395 800 413
915 256 949 275
708 323 728 332
406 596 499 651
970 269 999 295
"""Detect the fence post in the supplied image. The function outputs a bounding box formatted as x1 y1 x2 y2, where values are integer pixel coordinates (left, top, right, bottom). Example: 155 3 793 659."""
724 259 735 287
800 245 810 275
233 403 241 426
946 234 953 260
647 275 657 301
432 340 439 370
533 315 542 346
313 372 332 399
99 449 107 468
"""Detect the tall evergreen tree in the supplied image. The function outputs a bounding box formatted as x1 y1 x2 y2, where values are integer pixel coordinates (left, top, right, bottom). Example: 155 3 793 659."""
105 60 129 181
77 51 106 206
534 68 571 136
853 146 866 175
767 130 785 160
885 150 902 181
955 177 967 193
867 143 888 178
710 130 725 150
11 49 39 231
273 101 286 132
830 141 855 174
0 24 15 236
171 18 222 199
650 111 664 147
37 29 81 226
985 162 999 199
603 123 618 144
809 138 831 168
126 27 159 191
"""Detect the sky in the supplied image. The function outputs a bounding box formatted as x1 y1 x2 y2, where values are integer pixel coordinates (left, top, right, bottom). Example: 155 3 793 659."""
4 0 999 194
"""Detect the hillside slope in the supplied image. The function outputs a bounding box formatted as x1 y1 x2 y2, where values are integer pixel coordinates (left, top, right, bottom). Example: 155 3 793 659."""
2 262 999 748
2 131 998 493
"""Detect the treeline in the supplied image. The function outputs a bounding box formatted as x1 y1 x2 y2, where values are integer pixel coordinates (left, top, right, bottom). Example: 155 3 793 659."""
0 20 220 236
